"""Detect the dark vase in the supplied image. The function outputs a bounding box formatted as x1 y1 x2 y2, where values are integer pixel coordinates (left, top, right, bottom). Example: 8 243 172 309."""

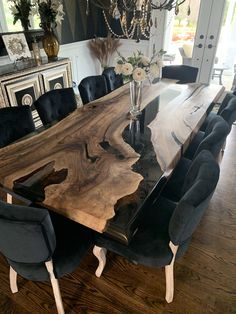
20 18 29 31
42 29 59 61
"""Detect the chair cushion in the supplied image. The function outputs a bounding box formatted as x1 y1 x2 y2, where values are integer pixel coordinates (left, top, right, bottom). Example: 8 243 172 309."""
8 212 93 281
96 196 189 268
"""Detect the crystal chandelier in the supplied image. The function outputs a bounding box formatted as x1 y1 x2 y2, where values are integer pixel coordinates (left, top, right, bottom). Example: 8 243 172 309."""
87 0 188 42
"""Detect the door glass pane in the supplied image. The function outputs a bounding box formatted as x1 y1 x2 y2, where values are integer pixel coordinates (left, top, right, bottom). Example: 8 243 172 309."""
164 1 201 65
212 0 236 91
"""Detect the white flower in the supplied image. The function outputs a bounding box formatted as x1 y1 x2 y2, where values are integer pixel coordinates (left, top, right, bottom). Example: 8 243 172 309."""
56 14 64 24
150 63 160 77
132 68 146 81
31 7 38 15
122 63 133 76
57 4 64 14
141 56 150 66
114 63 123 74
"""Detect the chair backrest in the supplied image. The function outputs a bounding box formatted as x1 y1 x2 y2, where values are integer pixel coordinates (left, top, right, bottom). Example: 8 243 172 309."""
217 93 235 115
169 150 220 245
102 67 123 92
0 105 35 148
220 96 236 129
162 65 198 83
78 75 108 104
0 201 56 264
178 47 192 66
194 115 230 159
34 88 77 126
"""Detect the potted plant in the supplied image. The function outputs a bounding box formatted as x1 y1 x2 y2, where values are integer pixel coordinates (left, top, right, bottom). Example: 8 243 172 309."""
8 0 33 31
33 0 65 61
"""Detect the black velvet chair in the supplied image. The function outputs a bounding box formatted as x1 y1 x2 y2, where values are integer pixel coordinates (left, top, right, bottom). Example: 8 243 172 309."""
34 88 77 126
201 93 236 131
0 201 93 314
0 105 35 148
102 67 123 92
78 75 108 105
184 115 230 160
93 150 220 303
162 65 198 83
220 96 236 129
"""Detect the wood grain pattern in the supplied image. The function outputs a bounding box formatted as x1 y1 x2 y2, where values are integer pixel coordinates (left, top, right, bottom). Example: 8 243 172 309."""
0 80 174 233
149 83 224 171
0 81 224 233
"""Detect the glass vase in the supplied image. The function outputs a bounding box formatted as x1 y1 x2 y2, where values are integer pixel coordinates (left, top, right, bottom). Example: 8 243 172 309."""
129 80 142 117
42 29 59 61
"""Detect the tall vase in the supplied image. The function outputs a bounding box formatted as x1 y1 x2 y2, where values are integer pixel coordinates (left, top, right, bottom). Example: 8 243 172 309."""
42 29 59 61
129 80 143 117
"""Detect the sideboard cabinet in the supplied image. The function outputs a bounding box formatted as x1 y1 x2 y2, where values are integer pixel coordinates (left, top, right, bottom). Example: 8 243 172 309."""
0 58 72 127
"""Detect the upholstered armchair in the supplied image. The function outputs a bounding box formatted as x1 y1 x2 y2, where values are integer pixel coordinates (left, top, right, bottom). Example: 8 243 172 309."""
78 75 108 104
34 88 77 126
0 201 93 314
102 67 123 92
162 65 198 84
93 150 220 303
184 115 230 160
0 105 35 148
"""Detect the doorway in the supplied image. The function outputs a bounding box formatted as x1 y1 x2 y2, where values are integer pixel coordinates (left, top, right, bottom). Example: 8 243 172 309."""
163 0 227 85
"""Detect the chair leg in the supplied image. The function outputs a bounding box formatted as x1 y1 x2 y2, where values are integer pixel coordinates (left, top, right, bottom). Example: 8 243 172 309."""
93 245 107 277
9 266 18 293
222 139 226 153
7 193 12 204
165 241 178 303
45 260 65 314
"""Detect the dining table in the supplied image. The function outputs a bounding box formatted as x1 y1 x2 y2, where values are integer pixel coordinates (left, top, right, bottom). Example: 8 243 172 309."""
0 79 224 244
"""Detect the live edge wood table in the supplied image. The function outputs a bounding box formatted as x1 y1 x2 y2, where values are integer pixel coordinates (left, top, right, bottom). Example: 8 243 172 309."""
0 80 224 244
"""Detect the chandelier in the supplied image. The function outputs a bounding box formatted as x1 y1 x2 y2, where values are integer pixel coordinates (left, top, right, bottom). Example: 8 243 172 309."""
87 0 188 42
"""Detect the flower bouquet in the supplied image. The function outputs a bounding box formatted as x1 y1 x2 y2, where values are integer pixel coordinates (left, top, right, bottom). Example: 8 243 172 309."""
8 0 33 31
32 0 65 60
32 0 65 31
114 49 166 116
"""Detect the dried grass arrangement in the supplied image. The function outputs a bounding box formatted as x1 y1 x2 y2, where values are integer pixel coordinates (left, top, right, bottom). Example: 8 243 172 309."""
88 33 121 69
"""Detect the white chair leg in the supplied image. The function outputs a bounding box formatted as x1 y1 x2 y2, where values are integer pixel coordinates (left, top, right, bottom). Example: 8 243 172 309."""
45 260 65 314
93 245 107 278
222 139 226 152
9 266 18 293
165 241 178 303
7 193 12 204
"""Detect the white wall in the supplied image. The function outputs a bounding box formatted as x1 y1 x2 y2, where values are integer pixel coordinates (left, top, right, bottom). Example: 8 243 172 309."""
59 38 149 85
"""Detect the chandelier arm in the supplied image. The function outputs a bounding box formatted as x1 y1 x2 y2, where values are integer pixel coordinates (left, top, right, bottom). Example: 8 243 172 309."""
121 0 137 12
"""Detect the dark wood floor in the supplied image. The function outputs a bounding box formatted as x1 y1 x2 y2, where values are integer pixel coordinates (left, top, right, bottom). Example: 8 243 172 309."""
0 127 236 314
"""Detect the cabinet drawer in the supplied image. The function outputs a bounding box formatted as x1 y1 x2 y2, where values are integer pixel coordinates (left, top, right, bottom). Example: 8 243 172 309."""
4 74 42 107
41 65 69 92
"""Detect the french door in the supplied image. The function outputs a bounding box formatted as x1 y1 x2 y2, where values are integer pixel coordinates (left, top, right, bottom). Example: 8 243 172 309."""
151 0 226 84
192 0 226 84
